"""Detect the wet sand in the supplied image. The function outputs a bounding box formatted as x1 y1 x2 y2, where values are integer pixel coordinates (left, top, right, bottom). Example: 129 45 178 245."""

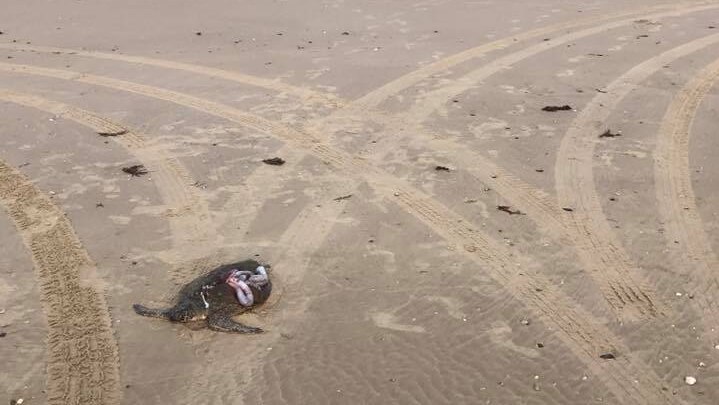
2 1 719 404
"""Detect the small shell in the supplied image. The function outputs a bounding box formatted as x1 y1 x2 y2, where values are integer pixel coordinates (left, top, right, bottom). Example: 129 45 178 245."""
684 376 697 385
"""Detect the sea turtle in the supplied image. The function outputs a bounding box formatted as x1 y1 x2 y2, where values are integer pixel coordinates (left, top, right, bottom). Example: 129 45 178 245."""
133 260 271 333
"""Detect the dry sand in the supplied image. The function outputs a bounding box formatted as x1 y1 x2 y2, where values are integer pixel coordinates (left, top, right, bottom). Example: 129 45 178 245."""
2 0 719 404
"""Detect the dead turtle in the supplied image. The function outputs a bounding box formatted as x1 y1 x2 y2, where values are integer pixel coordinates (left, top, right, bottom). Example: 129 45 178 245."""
133 260 271 333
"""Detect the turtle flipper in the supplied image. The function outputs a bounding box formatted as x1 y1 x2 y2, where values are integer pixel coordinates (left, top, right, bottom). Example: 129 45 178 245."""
133 304 171 319
207 311 263 334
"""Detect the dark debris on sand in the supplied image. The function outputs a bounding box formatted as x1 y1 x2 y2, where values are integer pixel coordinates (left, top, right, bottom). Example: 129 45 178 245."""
497 205 524 215
542 105 572 112
262 157 285 166
98 129 128 137
435 165 451 171
122 164 148 177
599 129 621 138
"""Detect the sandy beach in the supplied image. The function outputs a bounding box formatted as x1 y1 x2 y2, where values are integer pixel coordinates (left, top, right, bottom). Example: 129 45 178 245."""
2 1 719 403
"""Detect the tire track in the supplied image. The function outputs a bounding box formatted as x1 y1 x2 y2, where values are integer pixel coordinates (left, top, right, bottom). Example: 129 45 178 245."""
309 13 719 319
167 144 311 286
352 1 719 110
348 114 660 318
186 175 351 405
0 160 121 405
555 32 719 321
337 5 719 318
403 3 719 120
2 5 715 314
0 1 707 117
0 90 314 287
0 43 343 109
0 90 216 283
654 57 719 320
0 63 674 403
0 89 323 404
214 144 305 239
306 4 719 319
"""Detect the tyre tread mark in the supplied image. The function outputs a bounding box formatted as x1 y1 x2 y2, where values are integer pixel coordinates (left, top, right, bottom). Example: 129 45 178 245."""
0 161 121 405
0 62 672 404
654 57 719 322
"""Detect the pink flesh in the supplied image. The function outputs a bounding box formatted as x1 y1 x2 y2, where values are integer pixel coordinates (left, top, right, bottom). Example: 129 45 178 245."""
234 279 254 306
233 270 253 281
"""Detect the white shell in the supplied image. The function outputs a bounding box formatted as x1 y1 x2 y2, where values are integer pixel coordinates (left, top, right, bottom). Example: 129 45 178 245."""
684 376 697 385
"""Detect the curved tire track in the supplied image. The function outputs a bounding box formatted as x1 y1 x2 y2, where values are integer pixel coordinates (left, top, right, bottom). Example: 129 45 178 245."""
1 2 709 117
2 5 716 317
352 1 719 110
0 160 121 405
0 89 333 404
403 2 719 120
186 177 351 405
555 32 719 320
0 90 216 283
0 91 315 290
312 4 719 317
0 44 342 109
351 115 659 318
0 63 674 403
654 57 719 318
